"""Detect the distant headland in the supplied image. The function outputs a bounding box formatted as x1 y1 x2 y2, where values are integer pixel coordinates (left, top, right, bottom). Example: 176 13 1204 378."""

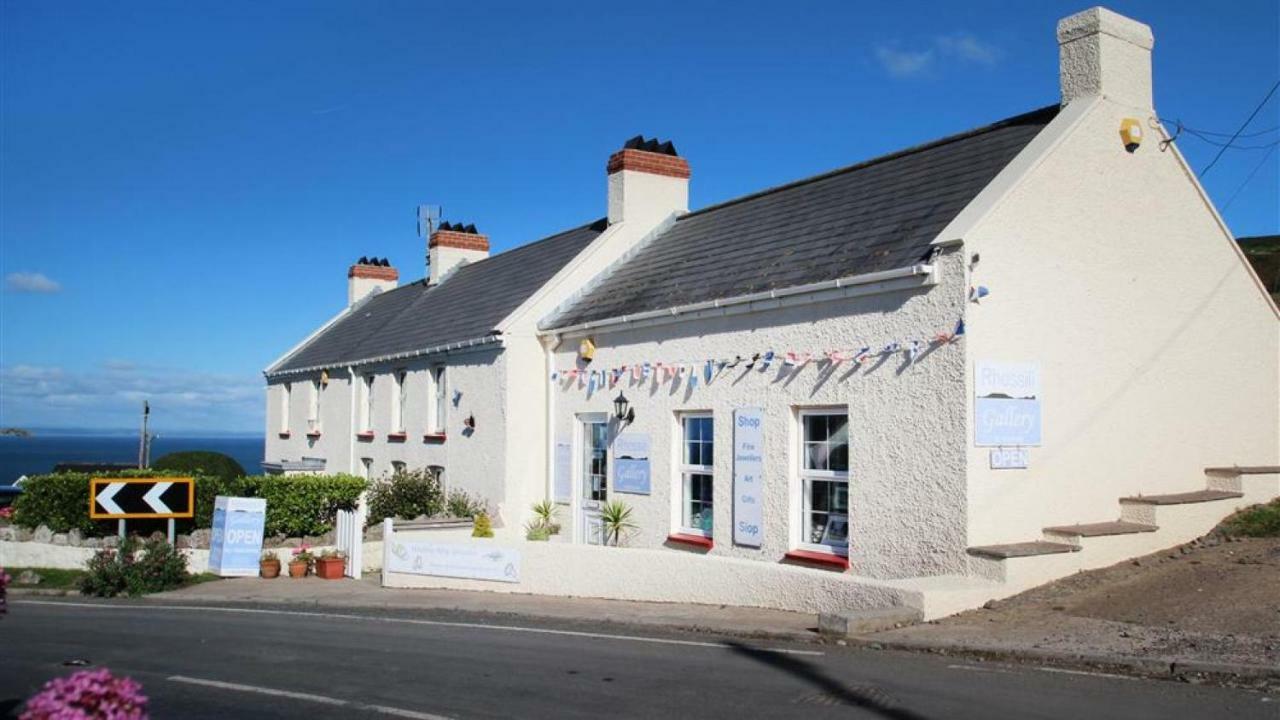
0 428 32 437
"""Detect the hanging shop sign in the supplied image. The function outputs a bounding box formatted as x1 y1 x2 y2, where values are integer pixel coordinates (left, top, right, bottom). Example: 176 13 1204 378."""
975 361 1042 447
386 539 521 584
612 432 651 495
553 440 573 503
733 408 765 548
989 447 1030 470
208 496 267 577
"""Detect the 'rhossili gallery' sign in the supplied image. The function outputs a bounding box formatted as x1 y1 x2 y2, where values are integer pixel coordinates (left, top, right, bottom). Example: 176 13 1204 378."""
974 361 1042 447
733 408 764 547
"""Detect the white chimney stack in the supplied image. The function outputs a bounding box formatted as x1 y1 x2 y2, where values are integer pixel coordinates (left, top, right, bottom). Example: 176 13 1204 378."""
1057 6 1155 109
348 257 398 306
606 136 690 226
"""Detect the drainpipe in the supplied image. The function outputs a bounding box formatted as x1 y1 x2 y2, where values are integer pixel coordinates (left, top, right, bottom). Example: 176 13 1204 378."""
542 334 559 503
348 366 358 476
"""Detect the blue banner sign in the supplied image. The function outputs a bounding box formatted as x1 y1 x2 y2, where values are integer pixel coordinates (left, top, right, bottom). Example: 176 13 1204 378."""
733 408 764 548
612 432 651 495
208 496 267 577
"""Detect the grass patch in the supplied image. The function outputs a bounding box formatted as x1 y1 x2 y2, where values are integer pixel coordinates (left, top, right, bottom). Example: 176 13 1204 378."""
5 567 87 590
1222 498 1280 537
184 572 222 587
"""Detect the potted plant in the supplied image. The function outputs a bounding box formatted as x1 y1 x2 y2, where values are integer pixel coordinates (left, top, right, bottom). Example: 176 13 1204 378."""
600 501 636 546
288 545 314 578
531 500 561 535
472 512 495 538
259 550 281 579
315 549 346 580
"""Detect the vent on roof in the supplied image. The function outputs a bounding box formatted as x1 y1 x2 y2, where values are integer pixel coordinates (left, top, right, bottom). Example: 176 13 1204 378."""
355 257 391 266
621 135 679 157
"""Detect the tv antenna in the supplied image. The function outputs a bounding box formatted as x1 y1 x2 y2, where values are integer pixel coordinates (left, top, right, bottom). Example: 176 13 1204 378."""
418 204 441 279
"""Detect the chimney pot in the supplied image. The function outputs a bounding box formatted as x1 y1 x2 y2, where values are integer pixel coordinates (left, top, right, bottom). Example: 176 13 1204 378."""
348 259 398 305
429 222 490 284
606 135 690 225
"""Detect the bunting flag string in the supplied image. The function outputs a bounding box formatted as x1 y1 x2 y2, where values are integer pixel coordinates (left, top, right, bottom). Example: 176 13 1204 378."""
551 317 967 388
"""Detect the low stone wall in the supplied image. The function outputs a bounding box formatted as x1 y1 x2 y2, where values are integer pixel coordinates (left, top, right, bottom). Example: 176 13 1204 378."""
0 539 385 575
381 527 919 615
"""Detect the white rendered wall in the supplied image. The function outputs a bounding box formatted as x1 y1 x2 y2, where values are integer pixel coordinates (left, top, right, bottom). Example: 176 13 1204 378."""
549 250 969 580
960 98 1280 547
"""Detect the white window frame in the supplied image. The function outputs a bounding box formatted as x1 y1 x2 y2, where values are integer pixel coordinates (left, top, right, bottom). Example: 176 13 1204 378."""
677 413 714 537
797 409 850 556
279 383 291 434
361 457 373 480
429 366 447 434
392 369 407 433
308 379 322 433
391 460 407 475
360 374 375 433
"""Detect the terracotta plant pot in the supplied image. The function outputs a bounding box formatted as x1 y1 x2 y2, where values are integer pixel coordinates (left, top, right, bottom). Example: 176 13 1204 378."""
260 559 281 579
315 556 345 580
287 560 309 578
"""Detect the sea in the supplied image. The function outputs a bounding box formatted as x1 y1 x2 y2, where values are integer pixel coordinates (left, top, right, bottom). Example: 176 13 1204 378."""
0 434 265 485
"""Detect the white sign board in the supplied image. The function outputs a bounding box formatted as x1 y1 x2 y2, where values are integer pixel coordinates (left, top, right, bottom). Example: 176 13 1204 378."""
733 408 764 548
208 496 266 577
612 432 651 495
989 447 1029 470
975 361 1042 447
385 540 521 583
553 440 572 503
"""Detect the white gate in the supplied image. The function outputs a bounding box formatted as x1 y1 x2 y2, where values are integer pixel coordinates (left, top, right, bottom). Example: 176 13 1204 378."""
335 507 364 579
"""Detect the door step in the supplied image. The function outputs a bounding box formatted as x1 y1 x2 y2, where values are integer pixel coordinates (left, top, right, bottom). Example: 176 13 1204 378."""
966 541 1079 560
1204 465 1280 476
1120 490 1243 505
1043 520 1157 537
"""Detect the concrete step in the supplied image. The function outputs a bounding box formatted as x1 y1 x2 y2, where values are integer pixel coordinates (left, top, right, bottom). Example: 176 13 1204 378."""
1205 465 1280 476
1043 520 1158 538
1120 490 1243 505
966 541 1080 560
818 606 924 637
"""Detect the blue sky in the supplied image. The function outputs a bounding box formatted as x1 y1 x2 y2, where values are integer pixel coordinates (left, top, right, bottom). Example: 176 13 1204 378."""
1 0 1277 432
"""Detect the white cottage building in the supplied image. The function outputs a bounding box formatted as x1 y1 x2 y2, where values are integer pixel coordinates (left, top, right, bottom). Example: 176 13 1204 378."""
274 6 1279 618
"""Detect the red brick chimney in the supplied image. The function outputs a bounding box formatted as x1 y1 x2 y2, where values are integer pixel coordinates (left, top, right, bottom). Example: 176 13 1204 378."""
606 136 689 225
348 257 398 306
429 222 489 284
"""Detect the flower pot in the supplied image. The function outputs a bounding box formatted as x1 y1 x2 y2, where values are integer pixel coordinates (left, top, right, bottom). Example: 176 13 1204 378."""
260 559 281 579
315 556 345 580
287 560 309 578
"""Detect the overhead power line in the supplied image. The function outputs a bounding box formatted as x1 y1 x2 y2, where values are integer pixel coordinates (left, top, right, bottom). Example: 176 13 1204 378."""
1200 80 1280 178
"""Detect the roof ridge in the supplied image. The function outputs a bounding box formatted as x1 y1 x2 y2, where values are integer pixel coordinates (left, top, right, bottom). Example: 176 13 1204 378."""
678 104 1060 221
451 217 608 272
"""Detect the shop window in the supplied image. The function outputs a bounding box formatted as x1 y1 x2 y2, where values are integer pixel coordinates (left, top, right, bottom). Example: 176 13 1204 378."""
679 414 714 536
429 366 447 434
799 410 849 555
280 383 291 434
391 369 407 433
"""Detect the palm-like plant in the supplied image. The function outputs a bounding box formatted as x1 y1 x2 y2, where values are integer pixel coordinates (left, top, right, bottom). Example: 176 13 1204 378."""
599 501 636 546
532 500 557 526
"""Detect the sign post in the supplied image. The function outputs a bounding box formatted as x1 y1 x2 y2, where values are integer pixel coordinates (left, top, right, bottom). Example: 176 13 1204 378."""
90 477 195 540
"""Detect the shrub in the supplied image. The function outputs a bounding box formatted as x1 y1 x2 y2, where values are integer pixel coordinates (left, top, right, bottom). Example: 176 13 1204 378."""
531 500 561 535
366 468 444 526
472 513 494 538
79 538 189 598
446 489 484 519
1223 498 1280 537
12 471 364 539
600 501 636 546
21 668 148 719
152 450 246 482
525 522 550 542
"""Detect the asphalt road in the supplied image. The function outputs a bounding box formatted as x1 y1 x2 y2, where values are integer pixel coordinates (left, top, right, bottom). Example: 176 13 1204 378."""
1 599 1273 719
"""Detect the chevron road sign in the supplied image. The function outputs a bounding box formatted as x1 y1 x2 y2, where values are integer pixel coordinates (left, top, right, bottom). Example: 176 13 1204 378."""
90 478 195 519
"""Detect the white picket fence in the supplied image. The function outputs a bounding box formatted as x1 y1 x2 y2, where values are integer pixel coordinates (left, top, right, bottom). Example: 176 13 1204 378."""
335 506 364 579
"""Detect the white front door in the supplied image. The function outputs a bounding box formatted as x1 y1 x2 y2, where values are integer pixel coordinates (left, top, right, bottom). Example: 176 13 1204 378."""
577 414 609 545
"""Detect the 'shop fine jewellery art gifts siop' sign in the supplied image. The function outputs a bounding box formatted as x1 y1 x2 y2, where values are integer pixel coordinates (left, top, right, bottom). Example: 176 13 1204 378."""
733 408 765 548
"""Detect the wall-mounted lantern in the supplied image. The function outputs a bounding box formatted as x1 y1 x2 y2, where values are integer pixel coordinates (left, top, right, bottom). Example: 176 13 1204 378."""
613 392 635 426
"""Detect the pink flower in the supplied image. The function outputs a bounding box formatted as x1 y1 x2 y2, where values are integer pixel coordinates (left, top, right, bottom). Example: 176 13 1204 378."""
21 668 149 719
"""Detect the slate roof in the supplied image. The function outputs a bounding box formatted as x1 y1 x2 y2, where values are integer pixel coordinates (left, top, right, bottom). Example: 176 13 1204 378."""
544 105 1058 330
270 219 607 375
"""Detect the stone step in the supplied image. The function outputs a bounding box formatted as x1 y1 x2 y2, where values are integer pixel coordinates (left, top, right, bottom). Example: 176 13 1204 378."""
1204 465 1280 476
1043 520 1158 538
818 606 924 637
1120 490 1243 505
966 541 1080 560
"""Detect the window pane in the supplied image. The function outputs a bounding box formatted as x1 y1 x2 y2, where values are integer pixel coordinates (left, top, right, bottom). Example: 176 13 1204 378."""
810 480 830 511
804 414 827 442
833 482 849 512
702 436 713 467
805 441 828 471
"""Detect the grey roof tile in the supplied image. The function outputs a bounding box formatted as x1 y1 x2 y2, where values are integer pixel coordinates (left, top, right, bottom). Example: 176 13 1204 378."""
271 218 606 374
546 106 1057 329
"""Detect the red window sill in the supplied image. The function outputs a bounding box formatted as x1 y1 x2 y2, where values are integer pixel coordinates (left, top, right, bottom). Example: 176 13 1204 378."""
783 549 849 570
667 533 713 550
306 432 322 439
356 432 375 441
387 432 407 443
423 432 447 443
278 432 291 439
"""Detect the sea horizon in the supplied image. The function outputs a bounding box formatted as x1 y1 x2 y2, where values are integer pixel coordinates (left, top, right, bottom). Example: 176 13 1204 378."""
0 433 266 484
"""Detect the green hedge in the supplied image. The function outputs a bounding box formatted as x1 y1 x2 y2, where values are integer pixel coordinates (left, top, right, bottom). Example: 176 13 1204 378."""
12 471 367 538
